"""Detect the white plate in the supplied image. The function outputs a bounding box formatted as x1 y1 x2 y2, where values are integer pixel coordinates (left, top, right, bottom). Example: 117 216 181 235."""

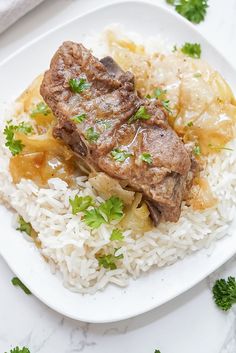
0 0 236 323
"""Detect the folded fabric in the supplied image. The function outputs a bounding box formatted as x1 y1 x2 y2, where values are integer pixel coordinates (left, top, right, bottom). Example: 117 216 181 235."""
0 0 46 34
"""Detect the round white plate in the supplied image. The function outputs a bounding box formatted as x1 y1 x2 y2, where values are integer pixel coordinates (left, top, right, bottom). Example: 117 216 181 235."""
0 0 236 323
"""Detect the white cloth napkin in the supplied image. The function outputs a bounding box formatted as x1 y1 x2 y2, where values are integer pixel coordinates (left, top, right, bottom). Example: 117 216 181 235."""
0 0 45 34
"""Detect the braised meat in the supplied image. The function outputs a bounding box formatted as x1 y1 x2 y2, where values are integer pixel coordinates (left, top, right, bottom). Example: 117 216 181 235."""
40 41 192 223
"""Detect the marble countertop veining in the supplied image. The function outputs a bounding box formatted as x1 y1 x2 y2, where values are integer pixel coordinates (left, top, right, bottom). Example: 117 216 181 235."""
0 1 236 352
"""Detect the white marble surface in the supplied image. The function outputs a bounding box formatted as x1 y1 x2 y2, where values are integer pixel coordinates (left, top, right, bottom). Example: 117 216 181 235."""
0 0 236 352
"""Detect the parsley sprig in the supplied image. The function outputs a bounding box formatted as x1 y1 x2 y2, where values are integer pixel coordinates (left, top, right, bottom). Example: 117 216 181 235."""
181 42 201 58
213 277 236 311
5 347 30 353
166 0 208 24
140 152 153 164
111 149 133 162
96 248 124 270
193 145 201 156
11 277 31 295
69 195 124 229
69 78 91 93
85 127 100 142
129 106 151 123
71 113 87 124
69 195 93 215
110 228 124 241
83 196 123 229
31 102 51 118
4 121 33 156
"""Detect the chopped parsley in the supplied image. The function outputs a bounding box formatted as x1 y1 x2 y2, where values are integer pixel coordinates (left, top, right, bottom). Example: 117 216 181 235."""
5 347 30 353
187 121 194 127
85 127 100 142
17 216 33 236
69 78 91 93
181 42 201 59
83 208 106 229
96 249 124 270
83 196 124 229
11 277 31 295
30 102 51 117
140 152 153 164
152 88 172 114
166 0 208 24
193 145 201 156
194 72 202 78
72 113 87 124
69 195 93 215
4 121 32 156
213 277 236 311
208 144 233 152
154 350 161 353
110 228 124 241
129 106 151 123
111 148 133 162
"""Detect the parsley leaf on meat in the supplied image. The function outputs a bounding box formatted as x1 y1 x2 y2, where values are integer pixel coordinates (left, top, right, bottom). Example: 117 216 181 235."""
110 228 124 241
129 106 151 123
69 195 93 215
111 148 133 162
181 42 201 59
11 277 31 295
140 152 153 164
152 88 172 114
72 113 87 123
213 277 236 311
17 216 33 236
31 102 51 118
69 78 91 93
85 127 100 142
166 0 208 24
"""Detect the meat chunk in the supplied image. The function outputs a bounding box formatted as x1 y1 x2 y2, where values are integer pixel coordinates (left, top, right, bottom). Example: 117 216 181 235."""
40 41 192 223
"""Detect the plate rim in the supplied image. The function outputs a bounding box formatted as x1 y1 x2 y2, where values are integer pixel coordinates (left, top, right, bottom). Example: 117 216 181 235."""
1 0 236 323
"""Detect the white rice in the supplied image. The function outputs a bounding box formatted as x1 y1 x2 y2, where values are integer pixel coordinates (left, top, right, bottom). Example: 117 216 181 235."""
0 27 236 294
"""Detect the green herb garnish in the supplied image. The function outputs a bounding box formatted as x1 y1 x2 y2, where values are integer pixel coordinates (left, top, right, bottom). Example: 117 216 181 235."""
111 149 133 162
213 277 236 311
153 88 172 113
5 347 31 353
129 106 151 123
166 0 208 24
193 145 201 156
181 42 201 59
110 228 124 241
96 249 124 270
69 195 93 215
11 277 31 295
187 121 194 127
194 73 202 78
4 121 32 156
85 127 100 142
31 102 51 117
83 196 124 229
140 152 153 164
69 78 91 93
154 350 161 353
72 113 87 124
17 216 33 236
